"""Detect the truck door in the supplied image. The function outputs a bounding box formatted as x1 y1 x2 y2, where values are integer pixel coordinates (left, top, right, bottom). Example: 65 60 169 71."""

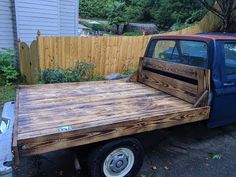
209 41 236 128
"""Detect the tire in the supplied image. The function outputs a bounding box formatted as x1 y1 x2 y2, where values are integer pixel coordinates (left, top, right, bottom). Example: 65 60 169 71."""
88 138 144 177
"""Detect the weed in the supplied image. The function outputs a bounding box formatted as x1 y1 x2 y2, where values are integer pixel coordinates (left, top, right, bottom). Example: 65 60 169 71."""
0 85 17 105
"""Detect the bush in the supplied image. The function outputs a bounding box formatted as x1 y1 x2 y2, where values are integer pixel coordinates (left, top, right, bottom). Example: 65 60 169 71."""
42 62 95 84
123 31 142 36
0 49 19 86
90 74 105 81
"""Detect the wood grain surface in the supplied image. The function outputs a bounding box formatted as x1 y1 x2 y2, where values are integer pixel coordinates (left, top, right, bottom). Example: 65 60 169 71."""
139 57 211 104
15 80 210 157
15 58 211 157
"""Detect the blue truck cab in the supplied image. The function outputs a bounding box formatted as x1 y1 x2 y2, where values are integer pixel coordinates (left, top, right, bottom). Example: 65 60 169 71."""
145 34 236 128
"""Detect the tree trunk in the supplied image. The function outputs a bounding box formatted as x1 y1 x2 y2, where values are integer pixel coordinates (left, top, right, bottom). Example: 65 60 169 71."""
116 25 119 34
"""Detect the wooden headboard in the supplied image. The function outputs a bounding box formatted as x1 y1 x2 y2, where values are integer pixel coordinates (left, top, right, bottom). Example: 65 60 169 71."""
135 57 211 106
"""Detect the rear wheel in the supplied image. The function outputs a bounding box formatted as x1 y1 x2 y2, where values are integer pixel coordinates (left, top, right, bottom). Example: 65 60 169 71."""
88 138 144 177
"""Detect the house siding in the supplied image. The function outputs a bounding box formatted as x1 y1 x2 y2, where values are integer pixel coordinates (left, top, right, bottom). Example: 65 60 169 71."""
15 0 60 45
60 0 78 35
0 0 16 50
15 0 78 45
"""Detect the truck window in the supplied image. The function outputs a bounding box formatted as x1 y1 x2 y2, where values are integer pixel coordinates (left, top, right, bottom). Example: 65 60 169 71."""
179 41 208 68
224 43 236 80
146 40 208 68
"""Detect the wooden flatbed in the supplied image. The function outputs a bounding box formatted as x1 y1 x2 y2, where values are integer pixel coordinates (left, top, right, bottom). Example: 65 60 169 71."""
13 58 211 159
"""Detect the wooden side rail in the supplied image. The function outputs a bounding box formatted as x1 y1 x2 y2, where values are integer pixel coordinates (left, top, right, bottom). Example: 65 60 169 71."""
193 90 209 108
132 57 211 105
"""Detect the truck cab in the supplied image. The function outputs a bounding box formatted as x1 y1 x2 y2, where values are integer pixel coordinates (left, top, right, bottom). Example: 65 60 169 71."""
145 34 236 128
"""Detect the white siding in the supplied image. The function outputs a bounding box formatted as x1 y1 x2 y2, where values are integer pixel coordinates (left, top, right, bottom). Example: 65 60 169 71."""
15 0 60 45
60 0 78 35
15 0 78 45
0 0 16 50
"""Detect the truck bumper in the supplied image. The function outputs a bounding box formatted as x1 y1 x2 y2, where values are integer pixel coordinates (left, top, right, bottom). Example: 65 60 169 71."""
0 102 15 176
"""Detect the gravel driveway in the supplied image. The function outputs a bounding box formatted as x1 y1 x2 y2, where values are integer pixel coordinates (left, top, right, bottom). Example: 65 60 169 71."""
11 121 236 177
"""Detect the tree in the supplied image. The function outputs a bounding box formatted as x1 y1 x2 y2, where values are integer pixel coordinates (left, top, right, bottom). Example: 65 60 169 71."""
199 0 236 32
123 0 150 22
107 1 128 34
149 0 206 30
80 0 110 19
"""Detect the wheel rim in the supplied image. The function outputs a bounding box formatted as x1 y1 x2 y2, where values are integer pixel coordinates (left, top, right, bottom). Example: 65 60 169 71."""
103 148 135 177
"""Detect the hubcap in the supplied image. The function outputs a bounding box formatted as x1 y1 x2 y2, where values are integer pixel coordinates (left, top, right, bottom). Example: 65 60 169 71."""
103 148 134 177
109 153 128 173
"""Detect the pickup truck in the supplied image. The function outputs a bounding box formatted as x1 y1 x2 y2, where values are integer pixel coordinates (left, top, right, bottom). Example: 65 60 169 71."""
1 34 236 177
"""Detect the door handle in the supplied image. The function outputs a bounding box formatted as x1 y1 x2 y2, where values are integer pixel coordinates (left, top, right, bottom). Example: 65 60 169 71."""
224 82 235 87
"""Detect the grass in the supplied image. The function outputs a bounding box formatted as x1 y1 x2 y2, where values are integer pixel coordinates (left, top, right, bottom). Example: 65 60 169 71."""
0 85 17 105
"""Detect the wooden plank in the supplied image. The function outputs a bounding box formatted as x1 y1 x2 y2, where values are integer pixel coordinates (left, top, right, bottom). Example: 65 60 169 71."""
37 36 44 70
137 57 144 82
29 40 40 84
17 107 210 157
193 90 209 108
15 81 194 137
196 69 211 106
142 57 200 80
138 57 211 104
142 70 198 95
17 94 190 132
17 105 194 137
140 70 197 103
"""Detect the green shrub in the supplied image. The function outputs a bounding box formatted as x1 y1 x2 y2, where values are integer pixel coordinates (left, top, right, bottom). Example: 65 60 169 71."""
122 68 136 76
0 49 19 86
42 62 95 84
91 24 105 31
91 74 105 81
123 31 142 36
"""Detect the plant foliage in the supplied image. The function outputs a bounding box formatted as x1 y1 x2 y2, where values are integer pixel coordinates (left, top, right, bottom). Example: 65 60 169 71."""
42 62 96 84
79 0 209 31
107 1 128 33
0 49 19 86
0 85 17 105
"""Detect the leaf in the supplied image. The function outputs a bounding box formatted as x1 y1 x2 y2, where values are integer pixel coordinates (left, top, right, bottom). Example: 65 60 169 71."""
208 153 222 160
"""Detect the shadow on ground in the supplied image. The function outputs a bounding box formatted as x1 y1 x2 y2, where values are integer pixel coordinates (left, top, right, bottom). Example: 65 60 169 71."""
12 120 236 177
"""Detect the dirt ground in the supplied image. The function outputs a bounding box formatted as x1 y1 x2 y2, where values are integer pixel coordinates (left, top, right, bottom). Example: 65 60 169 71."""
1 105 236 177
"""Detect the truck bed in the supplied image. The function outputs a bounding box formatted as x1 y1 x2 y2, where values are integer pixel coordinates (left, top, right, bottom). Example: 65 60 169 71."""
14 80 209 157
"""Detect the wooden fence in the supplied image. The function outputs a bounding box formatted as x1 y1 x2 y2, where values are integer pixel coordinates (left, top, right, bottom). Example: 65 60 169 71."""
38 35 150 74
19 35 150 84
18 10 221 84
